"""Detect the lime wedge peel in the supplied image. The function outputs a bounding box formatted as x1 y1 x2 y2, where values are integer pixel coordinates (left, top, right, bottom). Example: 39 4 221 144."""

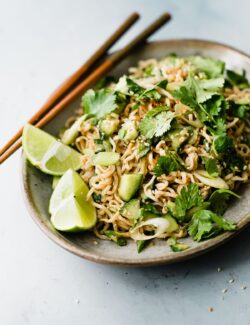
22 124 83 176
49 169 97 232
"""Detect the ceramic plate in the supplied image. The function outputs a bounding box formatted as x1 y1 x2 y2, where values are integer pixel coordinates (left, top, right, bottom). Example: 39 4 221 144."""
22 39 250 266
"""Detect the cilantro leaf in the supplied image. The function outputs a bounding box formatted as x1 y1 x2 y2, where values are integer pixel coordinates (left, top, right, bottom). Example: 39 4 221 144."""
212 134 245 171
189 56 225 78
172 84 198 109
154 111 175 137
139 88 161 101
94 76 116 90
203 95 228 118
92 192 102 203
126 78 145 94
82 89 118 118
230 101 250 119
209 189 240 215
188 209 236 241
175 183 203 221
104 230 127 246
139 107 175 139
173 77 225 127
213 134 234 154
201 96 228 135
157 80 168 89
226 154 245 172
187 77 224 104
226 70 250 89
142 203 162 215
123 78 168 102
203 158 219 177
211 118 227 135
234 105 250 118
168 237 189 252
143 106 167 118
154 152 184 176
136 80 168 102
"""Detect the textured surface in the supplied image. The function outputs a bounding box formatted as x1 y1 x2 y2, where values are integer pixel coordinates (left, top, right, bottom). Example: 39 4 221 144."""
1 0 250 324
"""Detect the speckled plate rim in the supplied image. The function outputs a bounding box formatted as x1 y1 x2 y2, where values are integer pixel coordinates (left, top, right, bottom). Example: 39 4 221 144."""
21 39 250 267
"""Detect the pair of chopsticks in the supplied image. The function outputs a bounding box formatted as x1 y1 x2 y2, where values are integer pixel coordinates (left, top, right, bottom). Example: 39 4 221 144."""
0 12 171 164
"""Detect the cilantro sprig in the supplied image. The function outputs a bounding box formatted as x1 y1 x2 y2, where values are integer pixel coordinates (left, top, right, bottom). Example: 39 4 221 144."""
188 209 236 241
209 189 240 215
154 151 184 176
82 89 126 118
172 76 227 133
226 70 250 89
203 158 219 177
174 183 203 221
139 106 175 139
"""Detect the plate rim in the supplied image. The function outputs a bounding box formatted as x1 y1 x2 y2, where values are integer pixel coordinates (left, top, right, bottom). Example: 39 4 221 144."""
21 38 250 266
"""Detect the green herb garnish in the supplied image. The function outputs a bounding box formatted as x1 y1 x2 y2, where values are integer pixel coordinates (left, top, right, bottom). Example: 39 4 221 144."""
175 183 203 221
188 209 236 241
154 151 184 176
82 89 118 118
168 237 189 252
203 158 219 177
136 240 151 253
139 107 175 139
209 189 240 215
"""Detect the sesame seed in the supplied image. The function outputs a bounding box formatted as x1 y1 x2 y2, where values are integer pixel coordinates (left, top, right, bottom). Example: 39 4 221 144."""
222 289 228 294
241 285 247 290
217 267 222 272
208 307 214 312
75 299 80 304
229 279 234 284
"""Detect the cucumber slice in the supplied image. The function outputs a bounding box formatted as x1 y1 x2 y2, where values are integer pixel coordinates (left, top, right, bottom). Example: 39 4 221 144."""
164 214 179 233
94 139 112 153
118 174 143 201
168 127 190 151
92 152 120 166
83 148 94 156
100 119 119 136
119 120 138 142
120 199 140 220
61 115 87 145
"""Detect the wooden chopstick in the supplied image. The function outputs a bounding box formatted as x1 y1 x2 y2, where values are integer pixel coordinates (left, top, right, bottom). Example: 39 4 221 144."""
0 12 139 157
0 12 171 164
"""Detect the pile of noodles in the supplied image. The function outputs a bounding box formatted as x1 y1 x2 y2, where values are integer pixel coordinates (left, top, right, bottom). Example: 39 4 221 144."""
63 56 250 242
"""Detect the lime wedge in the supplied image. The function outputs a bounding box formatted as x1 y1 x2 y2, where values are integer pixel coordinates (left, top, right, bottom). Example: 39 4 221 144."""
49 169 96 232
49 169 89 213
51 197 96 232
22 124 82 176
52 176 61 190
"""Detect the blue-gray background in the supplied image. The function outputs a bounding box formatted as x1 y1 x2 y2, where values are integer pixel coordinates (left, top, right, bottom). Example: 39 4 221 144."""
1 1 250 324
